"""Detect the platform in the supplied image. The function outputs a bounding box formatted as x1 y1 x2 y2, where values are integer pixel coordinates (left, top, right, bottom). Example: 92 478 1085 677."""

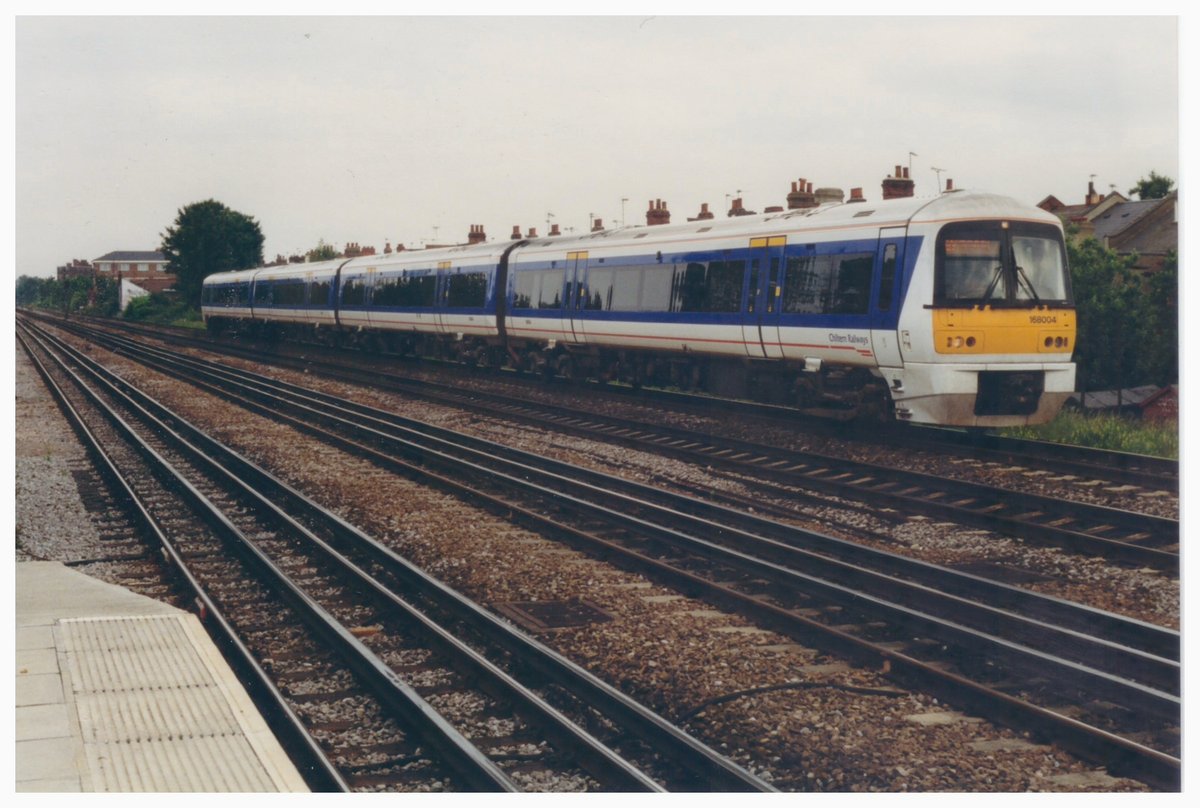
15 561 310 792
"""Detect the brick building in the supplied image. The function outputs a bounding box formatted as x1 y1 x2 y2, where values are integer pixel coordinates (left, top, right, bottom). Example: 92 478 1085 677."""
55 259 94 281
93 250 176 294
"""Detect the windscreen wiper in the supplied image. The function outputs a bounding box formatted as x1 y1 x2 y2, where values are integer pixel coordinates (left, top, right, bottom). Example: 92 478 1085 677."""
1015 265 1041 302
981 264 1005 302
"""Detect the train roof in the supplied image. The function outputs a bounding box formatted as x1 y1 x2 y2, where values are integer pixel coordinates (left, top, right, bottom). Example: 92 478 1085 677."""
204 189 1061 286
511 190 1061 257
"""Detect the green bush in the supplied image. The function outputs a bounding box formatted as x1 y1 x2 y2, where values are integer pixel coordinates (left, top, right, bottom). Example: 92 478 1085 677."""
123 292 200 326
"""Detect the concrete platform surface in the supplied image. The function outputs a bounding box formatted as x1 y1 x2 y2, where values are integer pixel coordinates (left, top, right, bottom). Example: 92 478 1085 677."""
16 561 310 792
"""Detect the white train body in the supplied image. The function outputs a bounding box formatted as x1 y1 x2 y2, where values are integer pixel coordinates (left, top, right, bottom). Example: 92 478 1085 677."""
202 189 1076 427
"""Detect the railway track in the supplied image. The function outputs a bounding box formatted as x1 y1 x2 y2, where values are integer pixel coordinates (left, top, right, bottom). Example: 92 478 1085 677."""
54 313 1179 493
58 315 1179 574
31 316 1179 789
18 319 774 793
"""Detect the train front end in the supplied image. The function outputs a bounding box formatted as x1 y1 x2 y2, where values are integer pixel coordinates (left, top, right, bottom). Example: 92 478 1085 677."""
891 194 1076 427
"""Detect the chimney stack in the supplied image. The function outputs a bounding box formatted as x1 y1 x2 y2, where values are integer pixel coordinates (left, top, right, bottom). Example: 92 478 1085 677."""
646 199 671 226
881 163 915 200
787 179 818 209
1086 179 1100 205
727 197 756 217
592 217 604 232
847 187 866 203
467 225 486 245
549 223 561 236
688 202 715 221
945 178 955 193
527 227 538 238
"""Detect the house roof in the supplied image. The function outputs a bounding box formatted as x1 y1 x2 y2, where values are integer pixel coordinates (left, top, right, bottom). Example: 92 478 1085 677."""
1089 199 1160 241
94 250 167 262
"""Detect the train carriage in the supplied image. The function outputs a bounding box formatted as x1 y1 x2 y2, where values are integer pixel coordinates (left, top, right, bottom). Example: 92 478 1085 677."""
201 186 1076 427
199 268 257 324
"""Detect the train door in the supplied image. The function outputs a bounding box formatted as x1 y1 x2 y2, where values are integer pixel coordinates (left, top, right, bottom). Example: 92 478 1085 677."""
303 270 314 324
435 261 452 334
870 227 906 367
565 250 588 343
742 236 786 358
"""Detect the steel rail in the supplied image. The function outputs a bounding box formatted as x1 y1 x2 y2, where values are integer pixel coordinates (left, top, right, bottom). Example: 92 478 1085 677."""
50 311 1178 492
24 318 771 793
92 326 1180 667
71 315 1178 574
20 323 524 792
16 327 350 792
49 316 1180 787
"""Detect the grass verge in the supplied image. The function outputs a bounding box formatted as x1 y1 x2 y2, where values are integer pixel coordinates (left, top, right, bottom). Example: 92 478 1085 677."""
1000 409 1178 459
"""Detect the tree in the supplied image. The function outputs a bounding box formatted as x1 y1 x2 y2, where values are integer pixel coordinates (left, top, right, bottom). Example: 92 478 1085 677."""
306 239 339 262
1128 171 1175 200
1135 250 1178 385
1067 238 1142 393
16 275 46 306
1067 237 1178 396
159 199 264 306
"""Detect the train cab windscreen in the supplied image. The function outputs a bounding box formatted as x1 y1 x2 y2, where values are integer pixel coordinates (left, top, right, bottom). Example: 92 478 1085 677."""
935 221 1071 307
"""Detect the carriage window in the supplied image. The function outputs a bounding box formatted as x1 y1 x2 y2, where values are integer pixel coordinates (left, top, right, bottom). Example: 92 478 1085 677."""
535 271 563 309
254 281 271 305
342 276 368 306
273 280 306 306
780 251 874 315
877 244 897 311
512 269 564 310
309 279 332 307
828 253 874 314
446 272 488 308
374 274 436 307
608 266 642 311
672 259 744 313
782 255 832 314
582 268 612 310
640 265 675 311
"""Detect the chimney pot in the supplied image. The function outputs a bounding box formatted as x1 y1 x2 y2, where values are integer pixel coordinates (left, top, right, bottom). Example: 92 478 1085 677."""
646 199 671 225
511 225 522 240
881 162 916 200
527 227 537 238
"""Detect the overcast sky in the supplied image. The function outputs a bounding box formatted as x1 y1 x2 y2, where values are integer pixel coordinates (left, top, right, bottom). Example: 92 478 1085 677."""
14 15 1179 277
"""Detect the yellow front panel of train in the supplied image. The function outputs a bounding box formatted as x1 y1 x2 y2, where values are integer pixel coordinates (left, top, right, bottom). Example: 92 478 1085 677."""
932 307 1075 355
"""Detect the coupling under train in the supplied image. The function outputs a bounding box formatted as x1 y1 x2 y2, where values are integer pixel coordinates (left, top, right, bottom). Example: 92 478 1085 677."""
201 187 1076 427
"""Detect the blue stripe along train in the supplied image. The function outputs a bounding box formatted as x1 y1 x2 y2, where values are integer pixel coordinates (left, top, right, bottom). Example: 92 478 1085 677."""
202 186 1076 427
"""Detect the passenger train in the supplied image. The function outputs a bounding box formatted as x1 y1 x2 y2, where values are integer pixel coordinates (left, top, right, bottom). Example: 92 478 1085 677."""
201 188 1076 427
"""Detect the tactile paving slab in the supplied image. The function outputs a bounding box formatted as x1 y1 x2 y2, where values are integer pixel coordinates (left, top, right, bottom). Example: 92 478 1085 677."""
57 615 288 791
